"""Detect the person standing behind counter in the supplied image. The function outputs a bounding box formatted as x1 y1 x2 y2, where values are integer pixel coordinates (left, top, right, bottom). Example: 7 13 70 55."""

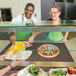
10 3 40 43
47 6 69 42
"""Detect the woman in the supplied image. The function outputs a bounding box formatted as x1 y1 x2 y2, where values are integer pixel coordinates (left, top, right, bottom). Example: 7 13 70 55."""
47 6 69 42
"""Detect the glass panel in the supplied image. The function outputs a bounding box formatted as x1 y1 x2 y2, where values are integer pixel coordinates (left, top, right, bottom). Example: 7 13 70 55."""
0 32 76 51
0 21 76 67
0 32 76 67
0 20 76 27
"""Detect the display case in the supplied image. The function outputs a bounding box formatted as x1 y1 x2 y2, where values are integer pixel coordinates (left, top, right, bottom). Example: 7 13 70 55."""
0 20 76 32
0 20 76 75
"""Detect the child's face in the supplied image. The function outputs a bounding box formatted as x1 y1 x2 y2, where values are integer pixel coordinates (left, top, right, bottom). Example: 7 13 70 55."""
50 7 61 20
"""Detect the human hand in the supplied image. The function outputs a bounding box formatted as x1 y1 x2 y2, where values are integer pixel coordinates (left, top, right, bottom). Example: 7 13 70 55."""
63 38 67 42
26 21 34 26
10 59 24 68
10 34 16 43
24 42 32 49
28 36 35 43
9 72 17 76
52 21 60 25
26 23 34 26
0 54 6 61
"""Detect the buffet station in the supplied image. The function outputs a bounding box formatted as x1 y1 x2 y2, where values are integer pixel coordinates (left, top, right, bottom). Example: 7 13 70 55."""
0 40 76 76
2 41 73 62
0 20 76 76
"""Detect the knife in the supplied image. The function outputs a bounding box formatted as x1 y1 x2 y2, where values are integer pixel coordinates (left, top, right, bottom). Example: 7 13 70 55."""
11 39 18 48
13 43 18 48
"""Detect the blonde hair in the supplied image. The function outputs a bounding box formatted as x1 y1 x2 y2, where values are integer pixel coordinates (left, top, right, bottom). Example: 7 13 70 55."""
51 6 61 12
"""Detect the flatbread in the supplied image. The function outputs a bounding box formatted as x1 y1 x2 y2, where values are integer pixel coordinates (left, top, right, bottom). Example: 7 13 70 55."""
5 50 32 60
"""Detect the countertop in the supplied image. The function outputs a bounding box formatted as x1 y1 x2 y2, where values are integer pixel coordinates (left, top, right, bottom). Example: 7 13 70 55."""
0 39 76 67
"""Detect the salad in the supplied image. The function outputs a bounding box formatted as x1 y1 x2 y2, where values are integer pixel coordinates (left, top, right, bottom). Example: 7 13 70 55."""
28 65 39 76
51 69 66 76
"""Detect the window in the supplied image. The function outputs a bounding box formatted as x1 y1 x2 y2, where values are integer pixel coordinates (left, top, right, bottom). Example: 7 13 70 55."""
0 8 12 21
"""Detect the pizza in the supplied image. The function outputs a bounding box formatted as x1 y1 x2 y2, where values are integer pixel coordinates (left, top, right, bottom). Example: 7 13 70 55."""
5 41 33 60
5 50 32 60
38 44 59 58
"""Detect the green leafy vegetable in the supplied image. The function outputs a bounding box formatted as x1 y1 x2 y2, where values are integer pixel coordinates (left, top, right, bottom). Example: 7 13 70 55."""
51 69 66 76
28 65 39 76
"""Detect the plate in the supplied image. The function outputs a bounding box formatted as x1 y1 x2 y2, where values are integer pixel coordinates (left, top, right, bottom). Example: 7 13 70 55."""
5 50 32 60
38 44 59 58
17 64 48 76
49 68 76 76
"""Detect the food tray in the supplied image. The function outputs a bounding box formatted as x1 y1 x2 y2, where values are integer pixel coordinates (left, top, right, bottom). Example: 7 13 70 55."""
17 64 48 76
49 68 76 76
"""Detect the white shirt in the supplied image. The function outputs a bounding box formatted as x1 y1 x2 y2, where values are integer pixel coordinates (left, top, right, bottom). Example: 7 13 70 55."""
11 14 37 24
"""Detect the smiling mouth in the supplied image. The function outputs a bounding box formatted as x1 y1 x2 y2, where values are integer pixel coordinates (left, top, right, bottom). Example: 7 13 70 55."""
26 13 31 17
52 16 56 18
26 14 30 16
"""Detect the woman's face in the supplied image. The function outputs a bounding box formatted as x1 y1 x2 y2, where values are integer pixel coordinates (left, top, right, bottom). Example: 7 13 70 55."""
50 7 61 20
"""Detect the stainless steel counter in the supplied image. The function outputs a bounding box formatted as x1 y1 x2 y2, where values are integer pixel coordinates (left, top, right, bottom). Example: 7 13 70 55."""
0 40 76 67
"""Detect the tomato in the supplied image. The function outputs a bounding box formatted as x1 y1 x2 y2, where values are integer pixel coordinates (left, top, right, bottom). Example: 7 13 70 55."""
68 67 75 74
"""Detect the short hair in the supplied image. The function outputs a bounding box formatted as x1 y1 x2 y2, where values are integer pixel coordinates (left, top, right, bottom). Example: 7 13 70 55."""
25 3 35 10
51 6 61 12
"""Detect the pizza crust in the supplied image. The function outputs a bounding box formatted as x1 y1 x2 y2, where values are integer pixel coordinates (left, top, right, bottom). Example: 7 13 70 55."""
38 44 59 58
5 51 32 60
38 51 59 58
